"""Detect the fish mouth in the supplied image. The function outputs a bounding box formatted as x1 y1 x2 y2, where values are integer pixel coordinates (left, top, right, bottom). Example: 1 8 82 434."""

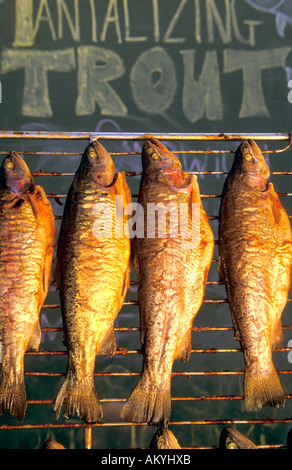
88 141 109 167
143 139 176 169
236 140 270 191
82 141 116 187
142 139 186 187
87 141 116 171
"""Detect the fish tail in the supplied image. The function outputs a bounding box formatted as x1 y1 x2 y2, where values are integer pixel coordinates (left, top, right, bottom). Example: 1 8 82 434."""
54 372 103 423
0 372 27 421
244 359 285 412
120 374 171 426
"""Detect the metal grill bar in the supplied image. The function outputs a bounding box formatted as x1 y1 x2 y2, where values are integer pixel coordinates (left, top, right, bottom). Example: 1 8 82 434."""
0 131 290 140
2 417 292 430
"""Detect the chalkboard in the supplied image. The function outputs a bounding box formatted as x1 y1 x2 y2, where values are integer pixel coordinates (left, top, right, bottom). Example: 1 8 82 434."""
0 0 292 454
1 0 292 133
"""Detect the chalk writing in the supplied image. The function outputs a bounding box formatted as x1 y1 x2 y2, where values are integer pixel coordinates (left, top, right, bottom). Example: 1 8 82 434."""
223 47 291 117
130 47 177 114
1 0 290 121
76 46 127 116
13 0 262 46
1 45 290 119
1 48 76 117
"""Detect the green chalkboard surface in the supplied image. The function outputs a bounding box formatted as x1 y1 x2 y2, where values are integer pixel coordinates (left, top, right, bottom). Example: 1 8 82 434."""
0 0 291 454
1 0 292 133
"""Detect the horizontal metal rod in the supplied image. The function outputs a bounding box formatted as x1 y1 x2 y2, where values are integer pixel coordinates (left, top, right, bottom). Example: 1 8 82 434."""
0 131 291 140
20 393 292 404
39 324 292 333
23 370 292 378
29 170 292 177
41 297 292 309
46 193 292 199
51 213 292 221
1 417 292 431
24 348 292 356
1 147 291 157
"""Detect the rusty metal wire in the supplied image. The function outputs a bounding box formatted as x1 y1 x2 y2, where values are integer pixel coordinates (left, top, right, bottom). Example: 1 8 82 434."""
0 132 291 450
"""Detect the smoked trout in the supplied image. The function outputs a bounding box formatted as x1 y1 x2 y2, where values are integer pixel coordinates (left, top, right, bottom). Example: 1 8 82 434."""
149 427 181 449
0 152 56 421
120 138 214 426
218 140 292 412
42 440 66 449
219 427 257 449
54 141 132 423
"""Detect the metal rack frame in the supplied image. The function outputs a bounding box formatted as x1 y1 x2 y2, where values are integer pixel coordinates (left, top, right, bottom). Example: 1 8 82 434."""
0 132 291 450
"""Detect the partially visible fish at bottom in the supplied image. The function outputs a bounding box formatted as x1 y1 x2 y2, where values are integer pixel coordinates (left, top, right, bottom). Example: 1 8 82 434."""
149 427 181 449
219 427 257 449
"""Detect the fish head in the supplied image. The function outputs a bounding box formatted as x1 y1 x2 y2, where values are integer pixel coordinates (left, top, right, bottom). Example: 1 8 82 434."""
142 138 185 186
232 140 270 191
0 151 34 194
80 141 116 187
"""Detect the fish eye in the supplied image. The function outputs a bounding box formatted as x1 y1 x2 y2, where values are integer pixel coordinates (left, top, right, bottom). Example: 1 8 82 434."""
151 152 159 160
244 153 252 161
5 160 15 170
89 151 96 158
227 442 237 449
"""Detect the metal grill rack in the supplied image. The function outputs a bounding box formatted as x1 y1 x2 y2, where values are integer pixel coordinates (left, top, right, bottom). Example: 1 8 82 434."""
0 132 291 450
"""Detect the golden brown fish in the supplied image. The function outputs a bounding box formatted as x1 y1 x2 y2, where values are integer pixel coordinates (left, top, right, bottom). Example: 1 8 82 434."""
54 141 132 423
0 152 56 421
219 427 257 449
149 427 181 449
120 138 214 426
218 140 292 412
42 439 66 449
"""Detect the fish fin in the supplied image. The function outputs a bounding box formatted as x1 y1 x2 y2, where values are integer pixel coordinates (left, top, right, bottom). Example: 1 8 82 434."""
218 256 242 342
244 358 285 412
132 244 139 281
43 245 55 293
54 372 102 423
28 186 57 297
39 244 55 307
0 372 27 421
27 192 39 219
121 261 131 303
271 318 284 350
120 373 171 426
175 327 192 362
53 251 61 291
218 255 225 282
115 171 132 207
96 327 116 357
30 186 57 245
26 321 41 351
